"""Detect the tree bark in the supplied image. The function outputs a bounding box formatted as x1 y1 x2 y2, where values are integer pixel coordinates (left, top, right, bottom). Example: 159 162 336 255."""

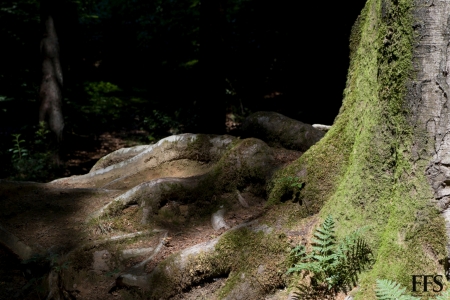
411 0 450 258
39 0 64 151
267 0 450 296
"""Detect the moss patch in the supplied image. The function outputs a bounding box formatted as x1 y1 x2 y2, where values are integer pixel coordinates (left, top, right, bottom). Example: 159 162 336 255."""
144 226 289 299
269 0 447 298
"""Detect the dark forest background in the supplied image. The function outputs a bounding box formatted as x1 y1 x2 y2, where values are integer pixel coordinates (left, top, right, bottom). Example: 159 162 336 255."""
0 0 366 181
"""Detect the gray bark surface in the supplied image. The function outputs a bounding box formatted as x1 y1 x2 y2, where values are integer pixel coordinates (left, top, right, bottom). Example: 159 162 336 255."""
241 111 325 151
39 13 64 144
409 0 450 257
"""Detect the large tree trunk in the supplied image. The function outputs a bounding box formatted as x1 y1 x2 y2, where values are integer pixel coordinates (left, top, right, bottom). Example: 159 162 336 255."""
39 0 64 154
267 0 449 296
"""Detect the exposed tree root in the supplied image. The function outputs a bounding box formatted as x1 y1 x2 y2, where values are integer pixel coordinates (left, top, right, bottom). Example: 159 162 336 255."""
51 134 237 189
0 124 322 299
90 144 153 172
241 111 325 151
117 221 264 299
90 177 201 219
124 230 167 273
0 224 33 261
46 270 63 300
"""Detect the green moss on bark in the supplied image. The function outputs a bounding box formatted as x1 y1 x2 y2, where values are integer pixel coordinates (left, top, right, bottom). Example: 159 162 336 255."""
143 226 289 299
269 0 447 298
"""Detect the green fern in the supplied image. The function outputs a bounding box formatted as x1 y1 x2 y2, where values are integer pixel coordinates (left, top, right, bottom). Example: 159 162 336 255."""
434 289 450 300
288 215 373 298
376 279 420 300
376 279 449 300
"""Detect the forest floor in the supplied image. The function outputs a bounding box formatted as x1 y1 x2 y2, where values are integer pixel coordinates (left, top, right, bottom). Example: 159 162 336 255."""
1 131 142 300
0 129 307 300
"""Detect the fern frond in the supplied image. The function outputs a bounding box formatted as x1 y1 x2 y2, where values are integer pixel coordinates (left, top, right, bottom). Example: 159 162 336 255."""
288 215 374 298
434 289 450 300
375 279 420 300
311 240 335 253
287 261 322 275
314 215 335 237
292 283 332 300
290 245 307 256
311 215 336 259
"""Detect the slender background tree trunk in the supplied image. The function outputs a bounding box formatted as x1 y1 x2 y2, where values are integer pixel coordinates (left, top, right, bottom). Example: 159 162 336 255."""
39 0 64 160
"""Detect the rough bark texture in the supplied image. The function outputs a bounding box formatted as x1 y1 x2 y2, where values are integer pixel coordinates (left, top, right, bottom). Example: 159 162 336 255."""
409 0 450 264
268 0 448 298
39 1 64 144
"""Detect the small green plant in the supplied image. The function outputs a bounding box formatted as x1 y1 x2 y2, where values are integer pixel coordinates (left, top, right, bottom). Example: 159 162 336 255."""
48 253 70 274
279 176 304 190
277 176 305 203
376 279 449 300
287 215 373 299
34 121 51 148
82 81 124 124
8 123 61 181
105 268 120 278
143 109 182 141
9 133 28 161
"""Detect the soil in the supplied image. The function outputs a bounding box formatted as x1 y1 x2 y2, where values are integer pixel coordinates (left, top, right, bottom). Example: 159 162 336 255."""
0 131 305 300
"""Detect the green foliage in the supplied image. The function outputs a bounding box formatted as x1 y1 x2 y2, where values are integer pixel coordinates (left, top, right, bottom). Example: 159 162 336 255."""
105 268 120 278
143 109 182 142
288 215 373 299
375 279 449 300
82 81 124 123
375 279 420 300
286 176 305 191
435 290 450 300
8 122 61 182
48 253 70 274
275 176 305 204
9 133 28 162
85 81 121 95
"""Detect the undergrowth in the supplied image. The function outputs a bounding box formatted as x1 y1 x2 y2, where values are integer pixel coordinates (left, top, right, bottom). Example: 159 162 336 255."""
287 215 373 299
7 122 62 182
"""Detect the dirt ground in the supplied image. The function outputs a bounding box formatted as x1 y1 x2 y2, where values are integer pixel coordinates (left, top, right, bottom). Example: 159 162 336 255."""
0 132 305 300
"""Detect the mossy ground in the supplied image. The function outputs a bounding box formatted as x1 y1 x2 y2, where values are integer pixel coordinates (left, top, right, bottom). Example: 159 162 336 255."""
143 202 300 299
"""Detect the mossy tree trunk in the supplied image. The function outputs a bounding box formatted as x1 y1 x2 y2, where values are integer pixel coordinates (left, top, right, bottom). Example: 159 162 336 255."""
270 0 450 297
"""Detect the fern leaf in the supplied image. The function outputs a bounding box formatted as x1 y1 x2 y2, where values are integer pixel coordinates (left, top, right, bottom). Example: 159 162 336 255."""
292 283 329 300
288 261 322 275
290 245 307 258
434 289 450 300
375 279 420 300
289 216 374 297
